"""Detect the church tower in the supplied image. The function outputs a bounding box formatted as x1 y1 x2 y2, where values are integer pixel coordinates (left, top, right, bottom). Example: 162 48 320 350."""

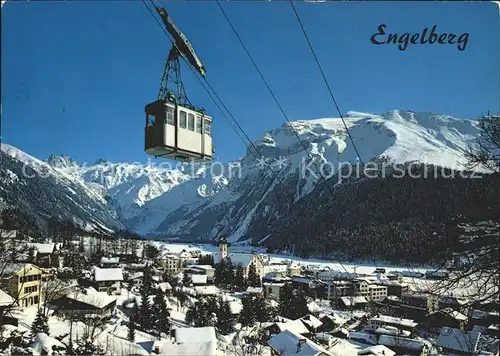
219 236 228 260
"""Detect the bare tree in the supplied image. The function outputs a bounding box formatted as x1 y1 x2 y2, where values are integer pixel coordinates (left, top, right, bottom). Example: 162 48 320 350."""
427 114 500 308
224 328 269 356
466 112 500 171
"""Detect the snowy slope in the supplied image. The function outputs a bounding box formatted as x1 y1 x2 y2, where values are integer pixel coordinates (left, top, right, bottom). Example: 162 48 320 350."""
137 110 483 241
0 144 125 232
0 110 485 240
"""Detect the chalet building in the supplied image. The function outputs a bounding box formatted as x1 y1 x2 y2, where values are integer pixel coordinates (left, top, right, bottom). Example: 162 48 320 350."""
49 287 117 320
266 329 332 356
29 243 64 268
425 308 468 330
438 295 468 313
0 263 48 308
92 267 123 295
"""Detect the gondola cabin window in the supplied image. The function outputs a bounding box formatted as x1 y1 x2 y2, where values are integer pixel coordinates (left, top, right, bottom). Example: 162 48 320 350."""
204 118 212 135
166 106 175 125
188 113 195 131
195 115 202 133
179 110 187 129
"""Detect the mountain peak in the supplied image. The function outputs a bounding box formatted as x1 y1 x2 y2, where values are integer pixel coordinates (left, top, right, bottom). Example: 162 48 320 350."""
93 158 111 165
47 154 79 168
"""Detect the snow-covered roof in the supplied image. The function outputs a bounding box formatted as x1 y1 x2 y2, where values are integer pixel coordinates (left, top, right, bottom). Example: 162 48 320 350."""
100 256 120 264
63 288 117 309
271 319 311 335
340 296 368 306
31 333 65 355
128 272 144 280
0 289 14 306
301 315 323 329
228 299 243 315
246 286 262 294
370 314 417 328
213 252 260 267
30 243 55 255
307 300 322 313
191 274 208 284
358 345 396 356
318 270 358 279
428 307 467 321
194 286 219 295
437 327 481 353
93 267 123 282
378 335 429 351
267 329 333 356
158 282 172 292
374 326 411 337
1 263 43 276
175 326 216 344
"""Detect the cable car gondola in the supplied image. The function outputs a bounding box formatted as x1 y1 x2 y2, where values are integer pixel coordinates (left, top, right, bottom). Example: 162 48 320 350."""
144 7 213 162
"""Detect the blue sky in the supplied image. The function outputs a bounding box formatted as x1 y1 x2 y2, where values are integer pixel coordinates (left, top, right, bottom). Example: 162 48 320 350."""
2 1 499 164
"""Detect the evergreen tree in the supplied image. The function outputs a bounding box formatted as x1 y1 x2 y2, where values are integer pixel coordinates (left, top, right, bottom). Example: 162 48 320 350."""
31 308 49 336
216 297 235 335
214 261 225 285
279 283 294 317
253 294 271 322
152 289 171 338
27 246 36 263
234 265 247 291
222 257 234 286
247 262 261 287
186 297 210 327
127 318 136 342
137 264 154 331
127 301 139 342
288 289 309 320
182 270 192 287
238 294 256 326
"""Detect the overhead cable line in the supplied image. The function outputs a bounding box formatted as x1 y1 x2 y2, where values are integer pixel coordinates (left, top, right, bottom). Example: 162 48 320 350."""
289 0 363 165
215 0 361 277
142 0 287 186
215 0 354 197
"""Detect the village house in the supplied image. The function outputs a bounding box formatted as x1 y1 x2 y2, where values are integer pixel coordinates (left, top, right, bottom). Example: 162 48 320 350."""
266 329 333 356
0 289 17 325
0 263 45 308
49 287 117 320
399 291 439 321
29 243 64 268
186 265 215 283
425 308 468 330
92 267 123 295
365 314 418 334
158 253 181 275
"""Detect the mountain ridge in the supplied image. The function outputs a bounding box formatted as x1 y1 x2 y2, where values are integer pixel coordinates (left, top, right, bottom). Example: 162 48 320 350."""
1 110 490 247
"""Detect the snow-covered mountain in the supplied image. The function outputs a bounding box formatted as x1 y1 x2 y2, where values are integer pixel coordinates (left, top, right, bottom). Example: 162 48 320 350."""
0 144 125 233
0 110 487 240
